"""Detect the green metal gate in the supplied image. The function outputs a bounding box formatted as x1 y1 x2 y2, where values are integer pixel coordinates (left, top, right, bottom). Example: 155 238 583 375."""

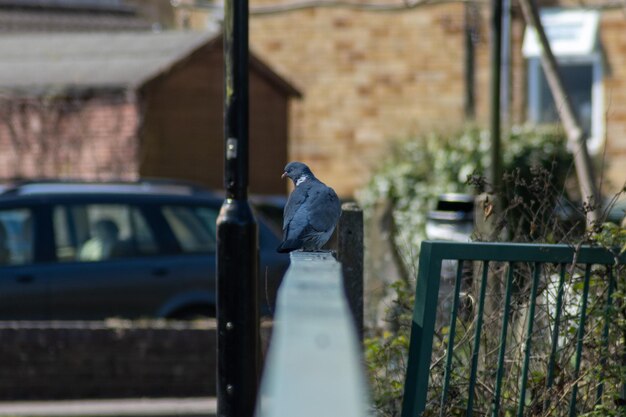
402 241 626 417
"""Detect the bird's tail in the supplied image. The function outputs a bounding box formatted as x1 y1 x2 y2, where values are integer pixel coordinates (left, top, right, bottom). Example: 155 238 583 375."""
276 239 302 253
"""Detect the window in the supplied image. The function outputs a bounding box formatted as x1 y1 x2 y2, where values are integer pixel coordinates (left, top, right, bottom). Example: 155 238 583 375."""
161 206 217 253
527 57 602 151
523 8 603 153
0 208 33 266
53 204 158 262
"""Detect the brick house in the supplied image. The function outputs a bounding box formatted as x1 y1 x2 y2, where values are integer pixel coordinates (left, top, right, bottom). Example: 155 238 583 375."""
0 30 301 194
176 0 626 198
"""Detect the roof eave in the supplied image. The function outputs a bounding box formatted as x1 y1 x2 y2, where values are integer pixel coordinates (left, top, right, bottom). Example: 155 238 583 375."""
249 53 302 98
0 85 133 99
137 32 222 94
137 32 302 99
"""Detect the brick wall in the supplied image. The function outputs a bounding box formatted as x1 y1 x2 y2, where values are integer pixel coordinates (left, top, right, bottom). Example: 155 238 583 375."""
600 10 626 193
249 2 469 196
0 320 271 400
0 96 139 181
180 2 626 196
489 6 626 194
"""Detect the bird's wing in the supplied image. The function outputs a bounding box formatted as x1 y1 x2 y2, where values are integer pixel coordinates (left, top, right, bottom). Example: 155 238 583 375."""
282 185 309 239
283 180 341 242
305 183 341 234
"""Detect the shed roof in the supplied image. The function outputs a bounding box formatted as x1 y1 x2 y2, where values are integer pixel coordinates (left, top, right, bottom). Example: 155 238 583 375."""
0 0 155 34
0 30 301 97
0 0 135 14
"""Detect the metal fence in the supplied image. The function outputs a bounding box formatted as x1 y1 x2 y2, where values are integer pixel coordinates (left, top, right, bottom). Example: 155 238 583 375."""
402 241 626 417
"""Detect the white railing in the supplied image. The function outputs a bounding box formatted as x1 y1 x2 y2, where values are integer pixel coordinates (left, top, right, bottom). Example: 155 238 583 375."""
255 251 370 417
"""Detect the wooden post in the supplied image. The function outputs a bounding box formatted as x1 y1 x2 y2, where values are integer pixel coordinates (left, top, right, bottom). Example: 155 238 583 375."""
338 202 364 342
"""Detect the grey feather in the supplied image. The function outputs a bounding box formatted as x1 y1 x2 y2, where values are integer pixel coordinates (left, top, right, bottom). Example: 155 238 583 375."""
277 162 341 253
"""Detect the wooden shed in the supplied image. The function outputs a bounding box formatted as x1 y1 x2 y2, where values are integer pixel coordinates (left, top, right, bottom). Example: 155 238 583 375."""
0 30 301 195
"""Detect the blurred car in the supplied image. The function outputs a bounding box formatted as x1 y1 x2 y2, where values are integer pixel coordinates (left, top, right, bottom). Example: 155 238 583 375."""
0 180 289 320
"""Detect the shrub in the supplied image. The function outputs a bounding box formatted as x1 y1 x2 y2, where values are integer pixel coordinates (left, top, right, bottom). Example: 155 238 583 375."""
359 126 573 275
358 126 588 417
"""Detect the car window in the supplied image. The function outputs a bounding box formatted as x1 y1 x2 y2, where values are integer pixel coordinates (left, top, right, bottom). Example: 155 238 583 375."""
53 204 158 262
161 206 217 253
0 208 34 266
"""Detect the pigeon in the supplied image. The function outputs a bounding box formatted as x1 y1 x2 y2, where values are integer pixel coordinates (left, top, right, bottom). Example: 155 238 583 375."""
277 161 341 253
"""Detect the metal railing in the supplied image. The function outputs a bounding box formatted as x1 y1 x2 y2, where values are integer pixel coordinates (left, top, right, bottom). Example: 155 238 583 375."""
256 252 370 417
402 241 626 417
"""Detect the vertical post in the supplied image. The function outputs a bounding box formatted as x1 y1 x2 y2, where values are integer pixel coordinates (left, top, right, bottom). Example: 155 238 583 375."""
337 202 364 342
401 242 442 417
464 3 476 119
490 0 502 194
217 0 259 415
501 0 512 128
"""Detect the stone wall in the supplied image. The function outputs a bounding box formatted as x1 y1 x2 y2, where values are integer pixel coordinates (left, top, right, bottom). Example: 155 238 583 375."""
0 320 271 400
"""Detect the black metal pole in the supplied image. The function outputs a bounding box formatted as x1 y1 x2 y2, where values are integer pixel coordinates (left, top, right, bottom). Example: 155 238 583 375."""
490 0 502 194
216 0 259 414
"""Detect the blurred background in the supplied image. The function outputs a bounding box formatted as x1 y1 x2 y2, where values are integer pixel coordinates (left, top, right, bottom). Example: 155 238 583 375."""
0 0 625 415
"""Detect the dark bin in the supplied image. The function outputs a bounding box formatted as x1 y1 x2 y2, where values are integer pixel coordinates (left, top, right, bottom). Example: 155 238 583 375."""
425 193 474 241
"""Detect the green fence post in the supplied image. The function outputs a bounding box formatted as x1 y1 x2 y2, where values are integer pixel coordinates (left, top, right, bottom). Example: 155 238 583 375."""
402 242 442 417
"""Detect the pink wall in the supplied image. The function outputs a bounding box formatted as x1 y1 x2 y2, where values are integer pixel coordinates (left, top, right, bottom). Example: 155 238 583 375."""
0 95 139 181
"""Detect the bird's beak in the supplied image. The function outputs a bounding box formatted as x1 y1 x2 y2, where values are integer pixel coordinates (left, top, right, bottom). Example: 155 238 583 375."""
281 172 287 179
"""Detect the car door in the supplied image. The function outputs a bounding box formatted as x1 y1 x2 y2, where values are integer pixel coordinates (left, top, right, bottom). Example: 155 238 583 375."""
46 202 169 319
0 205 46 319
158 202 289 316
153 204 215 318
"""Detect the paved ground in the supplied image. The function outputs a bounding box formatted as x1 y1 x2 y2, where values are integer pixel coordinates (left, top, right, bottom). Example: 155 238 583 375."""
0 397 217 417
